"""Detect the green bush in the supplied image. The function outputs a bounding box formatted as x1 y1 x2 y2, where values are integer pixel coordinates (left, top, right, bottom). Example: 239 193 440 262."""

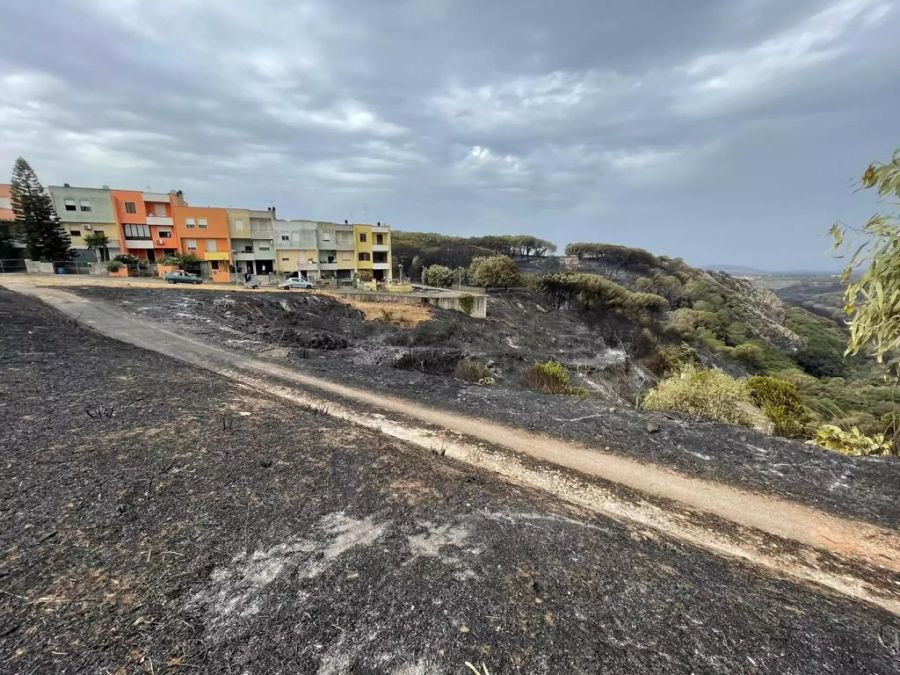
468 255 522 288
458 294 475 315
732 343 766 370
746 376 805 437
524 360 574 395
648 344 700 377
643 367 753 427
106 260 123 272
422 264 455 288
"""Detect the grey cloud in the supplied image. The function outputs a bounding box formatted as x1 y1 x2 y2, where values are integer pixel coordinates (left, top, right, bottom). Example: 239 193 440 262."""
1 0 898 269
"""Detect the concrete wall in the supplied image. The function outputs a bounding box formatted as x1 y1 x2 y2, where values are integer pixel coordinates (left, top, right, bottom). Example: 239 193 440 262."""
337 290 487 319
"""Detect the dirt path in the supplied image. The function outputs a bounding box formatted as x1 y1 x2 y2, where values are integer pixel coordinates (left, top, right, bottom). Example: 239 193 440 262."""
6 281 900 613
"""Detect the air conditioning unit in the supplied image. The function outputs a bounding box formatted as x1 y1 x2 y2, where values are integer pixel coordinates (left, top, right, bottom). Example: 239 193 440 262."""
83 224 93 231
156 239 163 245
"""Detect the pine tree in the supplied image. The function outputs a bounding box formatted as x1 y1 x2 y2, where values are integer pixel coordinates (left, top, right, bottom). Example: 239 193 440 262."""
10 157 72 261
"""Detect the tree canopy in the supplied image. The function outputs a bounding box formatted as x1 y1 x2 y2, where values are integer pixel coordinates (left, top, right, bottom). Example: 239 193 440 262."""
831 149 900 372
10 157 72 261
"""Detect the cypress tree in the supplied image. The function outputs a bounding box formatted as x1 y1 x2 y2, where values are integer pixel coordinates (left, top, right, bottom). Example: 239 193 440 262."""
10 157 72 261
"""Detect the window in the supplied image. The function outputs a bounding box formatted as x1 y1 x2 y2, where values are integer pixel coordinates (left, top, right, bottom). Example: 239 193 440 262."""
152 205 166 217
359 233 367 243
358 252 370 261
186 239 197 250
376 233 384 245
206 239 217 252
258 245 270 251
64 199 77 212
198 218 208 229
158 230 171 239
185 218 195 228
124 224 151 239
80 200 92 212
211 260 219 270
125 202 136 214
70 229 82 237
281 257 290 262
234 219 244 230
281 234 290 241
322 232 331 242
243 245 253 253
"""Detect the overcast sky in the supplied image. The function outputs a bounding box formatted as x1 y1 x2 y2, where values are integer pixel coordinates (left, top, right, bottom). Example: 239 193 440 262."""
1 1 898 270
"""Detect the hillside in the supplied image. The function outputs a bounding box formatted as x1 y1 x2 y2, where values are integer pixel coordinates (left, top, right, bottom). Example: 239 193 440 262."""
393 237 895 452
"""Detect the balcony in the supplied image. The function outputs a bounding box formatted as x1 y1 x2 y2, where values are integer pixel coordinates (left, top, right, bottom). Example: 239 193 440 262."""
234 252 256 261
298 262 319 271
372 262 390 270
318 262 337 271
372 244 389 252
124 239 154 249
147 216 173 226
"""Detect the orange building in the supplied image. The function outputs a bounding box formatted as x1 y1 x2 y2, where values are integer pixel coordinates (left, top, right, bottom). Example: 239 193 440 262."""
0 183 13 221
172 205 231 282
111 189 184 262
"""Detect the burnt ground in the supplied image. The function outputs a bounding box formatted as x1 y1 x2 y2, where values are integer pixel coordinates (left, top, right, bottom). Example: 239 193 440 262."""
68 285 900 531
1 290 900 673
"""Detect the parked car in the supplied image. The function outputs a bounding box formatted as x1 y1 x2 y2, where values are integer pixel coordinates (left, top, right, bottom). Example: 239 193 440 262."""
279 278 313 290
164 271 203 285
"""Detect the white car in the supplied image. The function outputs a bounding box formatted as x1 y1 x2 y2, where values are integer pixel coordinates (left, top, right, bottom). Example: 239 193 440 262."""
279 278 314 290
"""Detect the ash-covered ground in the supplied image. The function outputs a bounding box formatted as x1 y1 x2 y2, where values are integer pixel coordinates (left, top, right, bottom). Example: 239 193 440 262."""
2 288 900 672
67 285 900 530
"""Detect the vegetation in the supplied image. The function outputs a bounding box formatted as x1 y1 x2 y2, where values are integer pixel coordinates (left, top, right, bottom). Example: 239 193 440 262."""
469 255 522 288
392 231 554 281
830 149 900 372
643 367 753 427
422 264 455 288
106 260 123 272
454 358 494 384
565 242 659 270
458 293 475 315
524 360 582 395
83 231 111 262
9 157 72 261
647 344 700 377
808 425 892 456
746 376 805 437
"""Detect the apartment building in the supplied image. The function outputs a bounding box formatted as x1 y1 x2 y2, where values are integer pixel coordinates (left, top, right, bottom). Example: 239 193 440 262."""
354 223 392 281
228 207 275 275
0 183 13 221
110 189 183 262
274 219 319 276
48 185 122 262
173 205 231 282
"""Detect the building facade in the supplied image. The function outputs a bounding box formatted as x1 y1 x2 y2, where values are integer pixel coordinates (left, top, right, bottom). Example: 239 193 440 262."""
48 185 122 262
354 223 392 281
172 205 231 282
110 189 184 263
228 207 275 275
0 183 13 222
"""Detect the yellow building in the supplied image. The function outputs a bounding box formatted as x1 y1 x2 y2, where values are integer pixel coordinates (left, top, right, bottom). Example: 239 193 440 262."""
353 223 391 281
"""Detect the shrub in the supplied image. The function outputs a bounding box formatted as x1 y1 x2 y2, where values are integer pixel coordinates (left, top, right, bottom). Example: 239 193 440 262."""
642 367 753 427
732 343 766 370
422 264 455 288
106 260 123 272
114 253 140 267
458 294 475 315
808 424 891 456
524 360 573 395
649 344 700 377
468 255 522 288
454 358 493 383
746 376 805 437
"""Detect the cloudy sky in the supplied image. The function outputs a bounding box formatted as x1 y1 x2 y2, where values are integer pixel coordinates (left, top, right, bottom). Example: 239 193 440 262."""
1 0 898 270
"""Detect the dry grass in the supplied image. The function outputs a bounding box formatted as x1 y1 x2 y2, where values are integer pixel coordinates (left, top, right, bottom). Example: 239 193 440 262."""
331 296 433 327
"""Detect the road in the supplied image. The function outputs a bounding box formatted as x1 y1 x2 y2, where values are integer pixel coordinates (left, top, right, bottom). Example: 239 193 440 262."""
5 279 900 615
